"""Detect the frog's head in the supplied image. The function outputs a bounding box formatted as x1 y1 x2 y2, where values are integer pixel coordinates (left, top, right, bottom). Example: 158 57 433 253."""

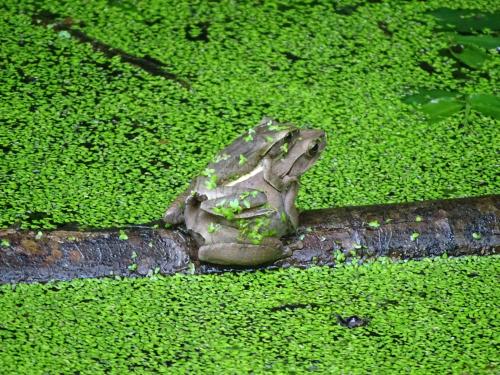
272 128 326 179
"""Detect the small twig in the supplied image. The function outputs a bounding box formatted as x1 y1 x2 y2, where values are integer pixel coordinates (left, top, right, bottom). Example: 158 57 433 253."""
32 10 191 89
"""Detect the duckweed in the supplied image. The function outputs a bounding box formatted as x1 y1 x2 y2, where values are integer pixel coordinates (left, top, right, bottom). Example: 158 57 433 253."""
0 256 498 373
0 0 498 372
0 0 498 229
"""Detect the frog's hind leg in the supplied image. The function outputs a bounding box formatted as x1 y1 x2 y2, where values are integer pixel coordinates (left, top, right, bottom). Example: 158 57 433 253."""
198 240 291 266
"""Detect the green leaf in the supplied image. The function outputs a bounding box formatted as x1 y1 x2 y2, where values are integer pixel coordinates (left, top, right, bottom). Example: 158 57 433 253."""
368 220 380 229
239 154 247 165
1 239 10 247
429 8 500 32
452 34 500 50
450 44 490 69
58 30 71 39
472 232 482 240
128 263 137 271
403 90 460 105
469 93 500 119
419 97 464 123
268 124 289 131
239 192 250 200
229 199 240 210
205 175 217 190
213 153 230 163
410 232 420 241
334 250 346 263
244 128 256 142
403 89 465 122
207 222 220 233
119 230 128 240
280 143 288 154
202 168 215 177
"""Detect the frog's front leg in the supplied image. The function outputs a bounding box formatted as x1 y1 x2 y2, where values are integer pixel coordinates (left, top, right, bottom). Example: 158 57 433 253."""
164 190 207 225
198 239 292 266
163 191 189 225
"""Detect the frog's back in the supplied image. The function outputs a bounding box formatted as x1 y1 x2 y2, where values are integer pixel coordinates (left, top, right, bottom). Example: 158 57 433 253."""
207 119 296 185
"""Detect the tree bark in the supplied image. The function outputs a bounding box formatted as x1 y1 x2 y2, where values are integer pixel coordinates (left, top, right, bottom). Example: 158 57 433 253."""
0 195 498 283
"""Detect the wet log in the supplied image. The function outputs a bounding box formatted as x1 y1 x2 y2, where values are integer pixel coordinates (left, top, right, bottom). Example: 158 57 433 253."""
0 195 498 283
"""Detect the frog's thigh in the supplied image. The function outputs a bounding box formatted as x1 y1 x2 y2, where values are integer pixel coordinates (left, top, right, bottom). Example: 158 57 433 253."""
198 241 290 266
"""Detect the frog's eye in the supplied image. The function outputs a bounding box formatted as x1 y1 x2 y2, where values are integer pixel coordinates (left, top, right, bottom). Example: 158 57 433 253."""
307 142 320 158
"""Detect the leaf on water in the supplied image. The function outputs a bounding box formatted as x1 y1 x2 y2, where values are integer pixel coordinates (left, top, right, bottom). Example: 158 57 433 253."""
452 34 500 50
450 44 490 69
403 89 460 105
404 90 464 122
472 232 482 240
469 93 500 119
429 8 500 32
419 97 464 123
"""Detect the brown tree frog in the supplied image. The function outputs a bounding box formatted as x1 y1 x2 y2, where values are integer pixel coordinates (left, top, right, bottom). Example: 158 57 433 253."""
164 117 326 266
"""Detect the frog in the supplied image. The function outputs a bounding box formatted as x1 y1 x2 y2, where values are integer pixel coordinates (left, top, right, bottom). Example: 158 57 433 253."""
163 117 326 266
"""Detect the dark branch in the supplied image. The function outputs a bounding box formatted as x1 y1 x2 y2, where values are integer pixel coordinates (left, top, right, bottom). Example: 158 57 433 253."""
1 195 498 283
32 10 191 89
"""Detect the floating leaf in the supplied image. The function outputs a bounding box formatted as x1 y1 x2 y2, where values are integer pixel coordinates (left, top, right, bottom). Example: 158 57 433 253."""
334 249 346 263
419 97 464 122
450 44 490 69
239 154 247 165
127 263 137 271
429 8 500 32
452 34 500 50
469 93 500 119
472 232 482 240
207 222 220 233
403 90 460 105
118 230 128 240
58 30 71 39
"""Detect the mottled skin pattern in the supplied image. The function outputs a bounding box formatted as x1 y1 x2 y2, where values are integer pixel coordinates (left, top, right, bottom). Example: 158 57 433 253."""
164 118 326 266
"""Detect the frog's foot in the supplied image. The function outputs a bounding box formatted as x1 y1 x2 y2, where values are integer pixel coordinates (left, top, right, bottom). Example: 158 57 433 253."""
198 241 291 266
284 240 303 253
185 191 207 206
282 175 298 187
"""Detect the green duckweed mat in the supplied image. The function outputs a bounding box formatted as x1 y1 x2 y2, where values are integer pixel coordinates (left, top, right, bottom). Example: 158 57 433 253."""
1 0 498 229
0 256 498 373
0 0 499 373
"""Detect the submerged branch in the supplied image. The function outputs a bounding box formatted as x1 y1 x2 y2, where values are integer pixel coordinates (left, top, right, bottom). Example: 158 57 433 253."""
0 195 498 283
32 10 191 89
